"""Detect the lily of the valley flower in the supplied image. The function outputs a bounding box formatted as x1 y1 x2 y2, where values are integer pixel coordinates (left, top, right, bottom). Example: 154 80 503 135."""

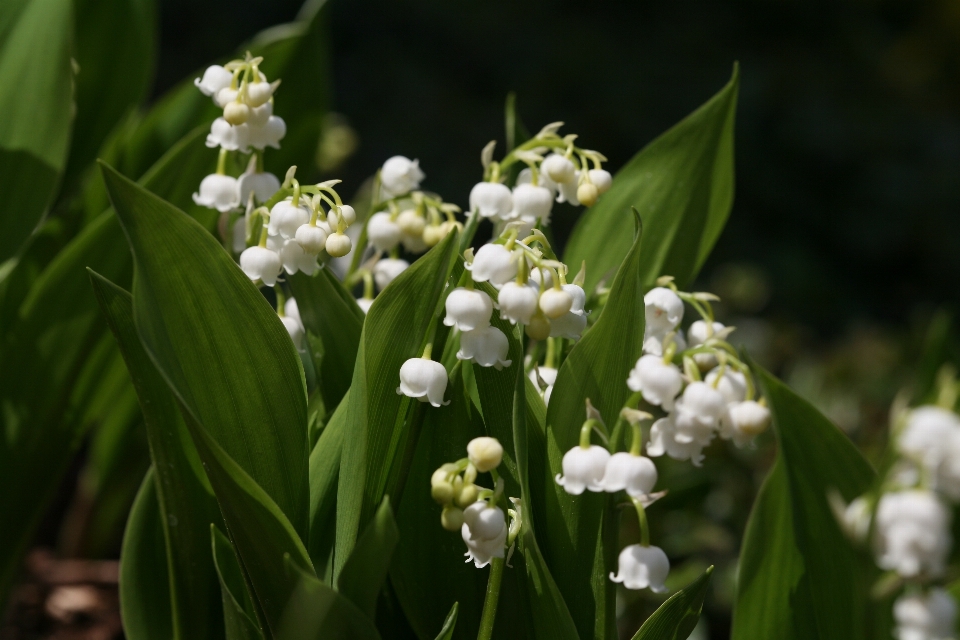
875 490 951 578
539 287 573 319
268 197 311 239
498 282 539 325
644 287 684 334
457 326 511 370
588 168 612 194
397 357 448 407
295 224 328 254
444 287 494 331
278 239 319 276
470 182 513 219
555 445 610 495
893 588 957 640
609 544 670 593
467 243 518 285
280 315 304 350
647 415 708 467
600 453 658 498
367 211 402 251
542 153 576 183
461 502 507 568
238 168 280 204
380 155 425 197
467 437 503 473
720 400 771 447
373 258 409 291
549 309 587 340
627 355 684 411
672 381 725 445
194 65 233 96
239 246 281 286
193 174 240 212
511 183 553 222
529 366 558 405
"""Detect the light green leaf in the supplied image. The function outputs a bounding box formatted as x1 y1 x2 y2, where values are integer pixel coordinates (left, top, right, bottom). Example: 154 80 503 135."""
100 161 310 538
540 210 647 640
434 602 458 640
119 469 174 640
334 230 460 578
632 566 713 640
212 525 265 640
337 497 399 618
731 364 876 640
564 65 738 293
0 0 73 261
91 271 223 639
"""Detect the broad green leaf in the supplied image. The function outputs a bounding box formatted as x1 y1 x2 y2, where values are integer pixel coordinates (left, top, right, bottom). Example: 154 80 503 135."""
289 269 364 409
0 0 73 262
212 525 265 640
91 271 223 640
731 364 876 640
277 556 381 640
119 469 174 640
632 566 713 640
334 231 460 578
337 497 399 618
540 211 647 640
307 391 346 577
434 603 458 640
564 65 738 293
183 408 314 635
100 161 310 537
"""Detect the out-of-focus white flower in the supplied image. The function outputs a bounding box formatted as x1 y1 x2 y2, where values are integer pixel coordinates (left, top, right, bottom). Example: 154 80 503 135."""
609 544 669 593
356 297 374 314
557 171 580 205
395 209 424 236
247 102 273 127
511 183 553 221
720 400 771 447
193 174 240 212
268 198 311 239
195 65 233 96
295 224 328 254
539 288 573 319
705 368 747 405
367 211 402 252
588 169 612 194
645 287 684 334
239 246 281 286
247 115 286 150
516 167 559 197
899 406 960 501
627 355 683 411
284 297 301 326
497 282 539 325
555 445 611 495
458 326 511 370
461 502 507 568
642 330 686 357
875 490 951 578
281 316 304 350
278 239 319 275
380 156 424 197
530 366 557 405
542 153 576 183
238 169 280 204
836 496 872 543
467 437 503 472
397 358 448 407
577 182 599 207
647 416 708 467
374 258 409 291
444 287 494 331
673 381 725 445
894 588 957 640
245 79 277 107
600 453 657 497
688 320 725 369
549 310 587 340
470 182 513 219
206 118 249 151
467 244 517 285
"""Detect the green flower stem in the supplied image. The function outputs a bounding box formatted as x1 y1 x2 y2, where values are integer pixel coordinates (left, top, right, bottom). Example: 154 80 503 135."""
632 497 650 547
477 557 505 640
629 423 642 456
216 148 228 175
275 287 286 316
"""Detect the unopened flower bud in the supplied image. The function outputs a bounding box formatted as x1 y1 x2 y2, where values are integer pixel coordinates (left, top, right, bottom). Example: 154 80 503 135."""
335 204 356 226
539 288 573 319
577 182 599 207
467 437 503 472
423 224 444 246
325 232 351 257
295 224 328 254
246 79 277 108
525 312 551 340
367 211 402 251
441 505 464 531
456 483 478 508
588 169 613 194
431 481 454 504
396 209 424 235
542 153 576 184
224 101 250 125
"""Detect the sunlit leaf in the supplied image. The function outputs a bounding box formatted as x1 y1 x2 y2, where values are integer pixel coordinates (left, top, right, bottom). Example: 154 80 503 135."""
632 566 713 640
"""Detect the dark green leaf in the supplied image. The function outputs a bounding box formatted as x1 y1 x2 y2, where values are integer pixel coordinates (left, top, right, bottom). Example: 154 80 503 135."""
307 391 346 578
434 602 458 640
337 497 399 618
731 364 876 640
564 65 738 293
212 525 266 640
100 161 310 538
632 566 713 640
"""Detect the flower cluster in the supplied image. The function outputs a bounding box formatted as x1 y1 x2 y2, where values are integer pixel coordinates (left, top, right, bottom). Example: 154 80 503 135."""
630 278 771 466
836 387 960 640
431 437 521 568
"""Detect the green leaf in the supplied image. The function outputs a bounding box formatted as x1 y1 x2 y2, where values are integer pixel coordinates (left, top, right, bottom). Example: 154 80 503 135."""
0 0 73 262
100 161 310 538
289 269 364 409
307 391 346 577
212 525 266 640
91 271 223 640
277 555 381 640
540 210 647 640
334 230 460 578
337 497 399 618
731 364 876 640
434 603 458 640
564 65 739 293
632 566 713 640
119 469 174 640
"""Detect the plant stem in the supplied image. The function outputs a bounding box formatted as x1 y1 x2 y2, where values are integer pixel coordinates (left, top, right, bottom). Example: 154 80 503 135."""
477 557 505 640
632 497 650 547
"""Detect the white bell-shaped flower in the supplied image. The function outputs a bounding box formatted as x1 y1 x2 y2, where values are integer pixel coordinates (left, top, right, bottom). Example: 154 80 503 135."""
720 400 771 447
278 239 319 276
470 182 513 219
246 79 277 108
875 490 951 578
192 174 240 212
555 445 611 495
238 170 280 204
512 183 553 221
549 310 587 340
838 496 872 543
467 437 503 472
673 381 726 445
497 282 539 325
380 155 425 197
374 258 409 291
367 212 402 252
627 355 684 411
467 244 518 285
609 544 669 593
600 453 657 497
325 232 351 257
539 288 573 319
239 246 281 286
394 209 423 236
688 320 725 369
268 198 311 240
214 87 238 108
195 65 233 96
900 406 960 471
529 366 557 405
335 204 357 226
247 101 272 127
223 101 250 126
356 297 374 314
516 167 559 197
645 287 684 334
295 224 328 254
563 284 586 316
281 316 304 350
461 503 507 568
542 153 576 184
558 171 581 205
284 298 301 325
206 118 249 151
705 368 747 405
397 358 448 407
642 329 686 357
444 287 494 331
894 588 957 640
589 169 613 194
458 326 511 370
647 416 708 467
248 115 286 150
